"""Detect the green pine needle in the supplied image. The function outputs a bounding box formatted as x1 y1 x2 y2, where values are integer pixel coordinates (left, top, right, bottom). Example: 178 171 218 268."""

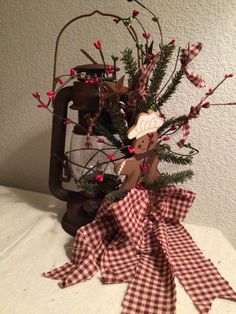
154 70 183 110
106 190 127 203
146 169 194 190
78 176 120 194
148 44 175 103
158 115 187 135
121 48 138 84
161 153 193 165
107 105 128 142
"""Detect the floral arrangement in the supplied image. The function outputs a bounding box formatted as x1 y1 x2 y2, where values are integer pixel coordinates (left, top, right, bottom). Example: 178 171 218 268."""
32 0 234 202
40 2 236 313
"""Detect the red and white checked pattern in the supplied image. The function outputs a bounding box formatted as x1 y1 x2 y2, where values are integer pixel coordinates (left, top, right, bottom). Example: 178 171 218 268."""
181 42 203 64
166 223 236 314
181 42 206 88
177 121 190 148
43 214 117 287
122 253 176 314
43 186 236 313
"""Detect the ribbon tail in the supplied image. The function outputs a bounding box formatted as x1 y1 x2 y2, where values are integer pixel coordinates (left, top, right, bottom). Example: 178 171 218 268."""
43 215 117 287
177 121 190 148
183 68 206 88
42 262 77 281
101 239 138 284
122 253 176 314
166 223 236 314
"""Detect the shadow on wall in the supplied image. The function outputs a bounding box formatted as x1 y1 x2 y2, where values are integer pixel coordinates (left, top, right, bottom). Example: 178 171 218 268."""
0 129 52 194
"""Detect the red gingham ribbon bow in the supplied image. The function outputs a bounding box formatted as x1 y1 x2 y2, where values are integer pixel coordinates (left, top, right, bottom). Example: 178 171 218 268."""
181 42 206 88
43 186 236 314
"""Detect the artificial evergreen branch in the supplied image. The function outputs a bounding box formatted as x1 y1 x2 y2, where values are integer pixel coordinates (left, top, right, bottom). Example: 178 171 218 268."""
148 44 175 104
107 104 128 142
154 70 183 110
94 121 123 148
161 152 193 165
146 169 194 190
106 190 127 203
78 180 117 194
154 47 181 100
156 144 193 165
121 48 138 84
158 115 187 135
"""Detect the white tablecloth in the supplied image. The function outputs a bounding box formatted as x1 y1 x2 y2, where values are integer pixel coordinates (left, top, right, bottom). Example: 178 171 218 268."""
0 185 236 314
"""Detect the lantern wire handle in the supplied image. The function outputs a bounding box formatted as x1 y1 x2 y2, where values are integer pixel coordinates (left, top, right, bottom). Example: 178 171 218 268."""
52 10 142 90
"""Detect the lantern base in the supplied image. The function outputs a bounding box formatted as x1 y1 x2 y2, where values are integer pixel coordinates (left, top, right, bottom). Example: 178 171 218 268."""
61 191 104 236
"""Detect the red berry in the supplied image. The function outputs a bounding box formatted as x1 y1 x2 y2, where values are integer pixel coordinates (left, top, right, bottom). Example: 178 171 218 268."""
37 103 48 108
107 154 115 161
32 91 40 99
47 91 55 99
128 146 135 154
206 88 213 95
169 39 176 45
224 73 234 78
147 53 153 60
97 137 105 143
142 32 151 39
94 40 102 49
132 10 139 17
162 136 171 141
70 68 76 76
96 175 104 182
202 102 210 108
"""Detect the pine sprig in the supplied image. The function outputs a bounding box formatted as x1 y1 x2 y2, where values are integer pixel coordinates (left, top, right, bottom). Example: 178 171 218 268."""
107 104 128 142
158 115 187 135
146 169 194 190
106 190 127 203
78 180 115 194
78 174 121 194
161 152 193 165
155 144 192 165
121 48 138 84
154 70 183 110
148 44 175 103
94 121 123 148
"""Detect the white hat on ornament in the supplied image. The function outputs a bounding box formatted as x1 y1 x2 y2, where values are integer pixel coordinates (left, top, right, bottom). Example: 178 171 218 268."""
127 110 164 140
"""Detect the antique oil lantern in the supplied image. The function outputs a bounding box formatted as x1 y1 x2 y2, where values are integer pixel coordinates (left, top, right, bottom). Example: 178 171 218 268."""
49 63 120 236
46 11 139 236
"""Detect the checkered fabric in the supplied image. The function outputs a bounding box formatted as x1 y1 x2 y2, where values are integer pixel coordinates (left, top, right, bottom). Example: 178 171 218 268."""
177 121 190 148
43 186 236 313
181 42 206 88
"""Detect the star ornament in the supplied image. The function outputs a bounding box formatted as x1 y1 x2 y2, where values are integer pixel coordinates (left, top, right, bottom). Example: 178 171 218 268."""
103 75 128 101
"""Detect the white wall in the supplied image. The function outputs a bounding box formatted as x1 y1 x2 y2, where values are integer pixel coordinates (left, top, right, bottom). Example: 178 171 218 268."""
0 0 236 246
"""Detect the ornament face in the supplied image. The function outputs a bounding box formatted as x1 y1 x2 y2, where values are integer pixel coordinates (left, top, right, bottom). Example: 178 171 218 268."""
133 132 157 154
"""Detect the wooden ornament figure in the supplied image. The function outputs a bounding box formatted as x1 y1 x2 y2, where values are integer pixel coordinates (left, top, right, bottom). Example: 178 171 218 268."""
114 111 164 191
